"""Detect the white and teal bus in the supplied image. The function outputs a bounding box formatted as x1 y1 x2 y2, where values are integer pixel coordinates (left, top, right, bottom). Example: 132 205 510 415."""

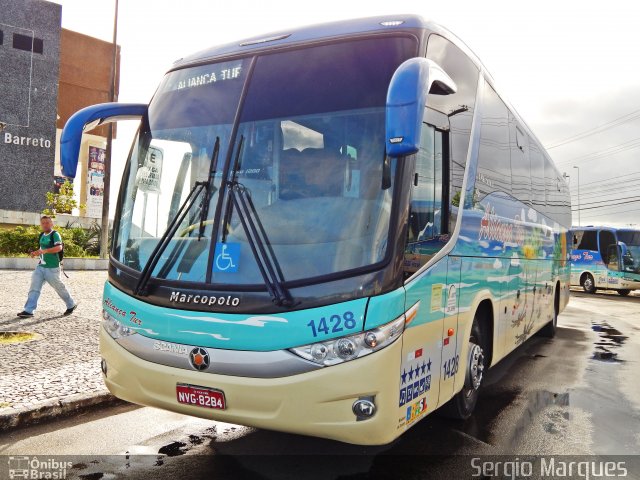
60 15 571 445
570 226 640 295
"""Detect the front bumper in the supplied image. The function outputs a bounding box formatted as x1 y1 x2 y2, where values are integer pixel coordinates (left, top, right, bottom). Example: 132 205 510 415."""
100 327 403 445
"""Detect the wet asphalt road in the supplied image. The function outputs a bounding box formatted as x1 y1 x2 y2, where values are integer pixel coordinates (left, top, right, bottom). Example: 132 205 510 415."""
1 292 639 479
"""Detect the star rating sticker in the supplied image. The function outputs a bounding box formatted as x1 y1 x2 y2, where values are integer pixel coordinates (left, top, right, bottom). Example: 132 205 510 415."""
426 357 432 372
420 362 426 375
412 365 419 379
408 366 414 381
401 369 407 384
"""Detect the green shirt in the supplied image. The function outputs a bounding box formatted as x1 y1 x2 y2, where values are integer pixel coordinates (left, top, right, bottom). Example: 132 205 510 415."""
39 231 62 268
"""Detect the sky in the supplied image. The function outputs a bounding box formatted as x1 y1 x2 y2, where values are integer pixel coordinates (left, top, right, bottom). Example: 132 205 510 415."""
52 0 640 226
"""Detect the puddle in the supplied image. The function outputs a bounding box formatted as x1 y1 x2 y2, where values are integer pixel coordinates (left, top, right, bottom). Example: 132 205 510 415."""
188 434 205 445
78 473 104 480
591 321 627 363
158 441 188 456
0 331 42 344
502 390 570 447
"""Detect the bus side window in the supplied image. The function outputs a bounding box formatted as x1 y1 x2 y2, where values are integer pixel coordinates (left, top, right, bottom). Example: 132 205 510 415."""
509 115 531 206
475 83 511 201
573 232 581 247
529 141 545 209
576 230 597 250
544 156 558 221
426 34 479 233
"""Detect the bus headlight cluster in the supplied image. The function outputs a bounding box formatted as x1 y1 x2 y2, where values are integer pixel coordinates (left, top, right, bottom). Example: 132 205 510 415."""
290 303 419 366
102 310 137 340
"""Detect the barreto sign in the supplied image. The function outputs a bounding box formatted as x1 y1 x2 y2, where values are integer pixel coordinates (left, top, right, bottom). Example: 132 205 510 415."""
3 132 53 149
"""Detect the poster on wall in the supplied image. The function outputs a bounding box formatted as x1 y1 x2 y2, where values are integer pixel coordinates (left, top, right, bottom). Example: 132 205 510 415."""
86 145 105 218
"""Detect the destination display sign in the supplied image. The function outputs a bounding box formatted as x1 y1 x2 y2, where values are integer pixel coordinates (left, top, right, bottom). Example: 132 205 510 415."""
161 60 245 93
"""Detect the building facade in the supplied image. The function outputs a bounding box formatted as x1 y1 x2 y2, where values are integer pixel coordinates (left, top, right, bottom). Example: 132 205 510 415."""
0 0 61 217
0 0 119 226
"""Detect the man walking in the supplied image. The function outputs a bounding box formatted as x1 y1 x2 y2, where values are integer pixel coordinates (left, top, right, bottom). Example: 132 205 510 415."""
17 216 77 318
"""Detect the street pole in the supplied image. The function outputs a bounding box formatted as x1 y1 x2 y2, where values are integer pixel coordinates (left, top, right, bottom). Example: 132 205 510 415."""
100 0 118 258
573 165 580 227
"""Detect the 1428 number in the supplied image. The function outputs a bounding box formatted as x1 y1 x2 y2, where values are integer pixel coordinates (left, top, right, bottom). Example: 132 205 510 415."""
307 311 356 337
443 354 459 378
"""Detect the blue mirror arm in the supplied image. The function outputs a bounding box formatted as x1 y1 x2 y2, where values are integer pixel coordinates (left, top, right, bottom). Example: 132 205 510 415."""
60 102 147 177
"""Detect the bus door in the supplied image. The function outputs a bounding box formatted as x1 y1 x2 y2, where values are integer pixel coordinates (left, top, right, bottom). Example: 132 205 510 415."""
402 114 455 413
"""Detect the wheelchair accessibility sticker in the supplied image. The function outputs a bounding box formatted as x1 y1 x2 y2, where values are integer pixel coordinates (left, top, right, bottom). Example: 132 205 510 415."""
213 242 240 273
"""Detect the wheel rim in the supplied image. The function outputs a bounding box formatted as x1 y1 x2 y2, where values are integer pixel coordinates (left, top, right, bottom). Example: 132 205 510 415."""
584 276 593 291
465 343 485 393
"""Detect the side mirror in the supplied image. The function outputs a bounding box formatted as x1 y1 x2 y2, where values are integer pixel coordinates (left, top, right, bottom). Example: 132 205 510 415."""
60 102 147 177
385 58 457 158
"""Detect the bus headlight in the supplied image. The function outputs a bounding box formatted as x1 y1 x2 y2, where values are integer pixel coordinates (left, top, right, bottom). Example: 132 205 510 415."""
290 302 419 366
102 310 137 340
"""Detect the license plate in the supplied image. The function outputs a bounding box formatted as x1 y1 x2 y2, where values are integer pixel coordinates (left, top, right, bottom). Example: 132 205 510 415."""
176 383 226 410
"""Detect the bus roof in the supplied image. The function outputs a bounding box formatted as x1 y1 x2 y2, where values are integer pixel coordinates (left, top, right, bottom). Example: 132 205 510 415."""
173 15 436 69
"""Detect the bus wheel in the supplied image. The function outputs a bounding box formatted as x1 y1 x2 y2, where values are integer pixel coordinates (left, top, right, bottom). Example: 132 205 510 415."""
539 287 559 338
582 273 596 294
617 289 631 296
441 313 488 420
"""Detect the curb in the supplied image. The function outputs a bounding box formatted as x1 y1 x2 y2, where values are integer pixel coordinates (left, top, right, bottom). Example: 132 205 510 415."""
0 258 108 270
0 391 126 432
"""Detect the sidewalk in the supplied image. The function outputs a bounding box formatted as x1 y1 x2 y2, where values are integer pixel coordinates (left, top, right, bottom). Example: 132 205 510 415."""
0 269 121 430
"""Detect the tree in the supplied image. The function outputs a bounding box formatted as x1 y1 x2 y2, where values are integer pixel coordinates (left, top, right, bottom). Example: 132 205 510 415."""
42 180 83 217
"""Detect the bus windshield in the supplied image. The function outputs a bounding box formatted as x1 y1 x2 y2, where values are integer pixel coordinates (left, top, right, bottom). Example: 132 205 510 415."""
113 36 417 286
617 230 640 274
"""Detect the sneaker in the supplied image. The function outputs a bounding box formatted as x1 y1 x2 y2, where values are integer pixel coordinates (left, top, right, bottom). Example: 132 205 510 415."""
17 311 34 318
63 304 78 316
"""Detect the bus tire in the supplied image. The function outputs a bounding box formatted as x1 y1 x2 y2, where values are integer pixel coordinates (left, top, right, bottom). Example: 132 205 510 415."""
539 286 559 338
617 289 631 296
441 312 488 420
582 273 596 294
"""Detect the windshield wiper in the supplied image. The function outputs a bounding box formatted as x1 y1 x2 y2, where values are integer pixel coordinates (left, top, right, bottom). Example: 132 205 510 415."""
221 135 244 243
198 137 220 240
221 135 294 307
135 137 220 296
134 180 206 295
231 184 293 307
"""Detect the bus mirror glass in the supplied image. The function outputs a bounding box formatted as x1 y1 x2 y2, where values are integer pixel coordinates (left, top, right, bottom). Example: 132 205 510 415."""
61 102 147 177
385 58 456 158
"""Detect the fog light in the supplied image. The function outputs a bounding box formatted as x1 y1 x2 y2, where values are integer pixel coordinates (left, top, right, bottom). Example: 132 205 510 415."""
352 399 376 419
101 358 107 376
